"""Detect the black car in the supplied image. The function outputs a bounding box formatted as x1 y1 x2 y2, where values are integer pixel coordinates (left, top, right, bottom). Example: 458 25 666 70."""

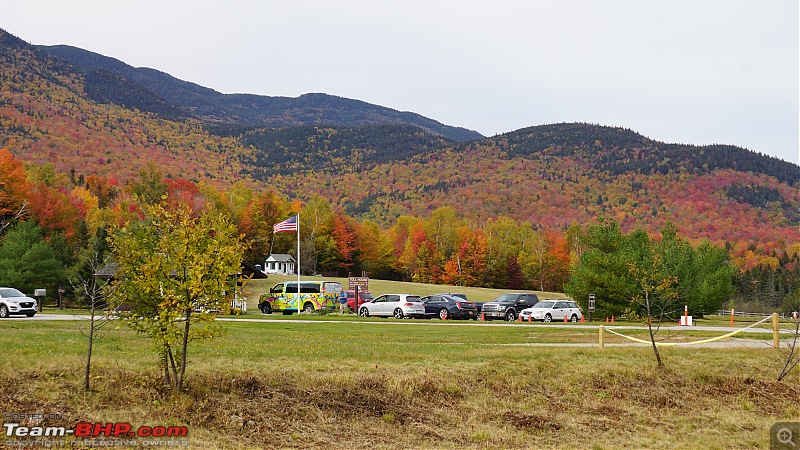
436 293 483 313
422 294 478 320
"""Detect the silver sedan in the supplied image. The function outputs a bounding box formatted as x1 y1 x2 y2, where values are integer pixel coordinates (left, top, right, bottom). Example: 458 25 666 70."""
358 294 426 319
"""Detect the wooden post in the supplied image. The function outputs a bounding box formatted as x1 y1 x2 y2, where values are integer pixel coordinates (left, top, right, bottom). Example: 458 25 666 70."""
772 312 780 349
598 325 605 349
730 309 735 328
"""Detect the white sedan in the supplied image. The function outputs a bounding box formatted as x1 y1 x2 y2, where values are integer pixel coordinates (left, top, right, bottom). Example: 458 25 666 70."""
520 300 583 322
359 294 426 319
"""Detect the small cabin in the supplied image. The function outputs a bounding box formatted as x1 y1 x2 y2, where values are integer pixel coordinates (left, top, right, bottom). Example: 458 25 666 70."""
264 254 296 275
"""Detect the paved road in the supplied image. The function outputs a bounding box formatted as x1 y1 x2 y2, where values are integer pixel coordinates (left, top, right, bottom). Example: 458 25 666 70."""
5 313 795 349
9 312 793 335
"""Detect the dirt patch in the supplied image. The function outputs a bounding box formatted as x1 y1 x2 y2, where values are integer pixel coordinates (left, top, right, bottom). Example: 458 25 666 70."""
503 411 562 431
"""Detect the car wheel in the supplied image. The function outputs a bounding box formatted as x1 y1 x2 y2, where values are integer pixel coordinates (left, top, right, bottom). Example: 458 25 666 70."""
393 308 404 319
505 310 516 322
359 307 370 317
0 304 8 319
303 302 315 313
544 313 552 322
439 308 448 320
260 303 272 314
570 314 578 323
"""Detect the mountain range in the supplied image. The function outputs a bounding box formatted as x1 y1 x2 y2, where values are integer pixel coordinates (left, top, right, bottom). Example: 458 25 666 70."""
1 27 799 261
38 44 483 142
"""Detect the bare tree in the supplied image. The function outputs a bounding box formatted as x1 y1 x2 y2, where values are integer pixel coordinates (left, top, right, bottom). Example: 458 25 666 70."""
778 315 800 381
628 256 679 368
72 240 117 392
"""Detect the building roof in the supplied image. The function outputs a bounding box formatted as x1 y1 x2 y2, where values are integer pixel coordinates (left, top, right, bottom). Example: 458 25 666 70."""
266 253 295 263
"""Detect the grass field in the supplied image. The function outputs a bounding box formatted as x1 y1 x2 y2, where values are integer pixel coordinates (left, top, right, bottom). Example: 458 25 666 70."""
1 314 799 449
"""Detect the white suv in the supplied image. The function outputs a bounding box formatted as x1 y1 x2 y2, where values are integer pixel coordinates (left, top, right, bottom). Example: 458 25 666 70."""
0 288 38 318
520 300 582 322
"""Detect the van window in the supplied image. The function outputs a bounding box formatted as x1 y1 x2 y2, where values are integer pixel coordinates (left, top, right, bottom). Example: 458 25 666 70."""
284 283 299 294
323 282 341 294
270 284 284 295
300 283 321 294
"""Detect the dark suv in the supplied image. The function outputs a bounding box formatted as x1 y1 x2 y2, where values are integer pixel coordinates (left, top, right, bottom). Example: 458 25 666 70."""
480 293 540 321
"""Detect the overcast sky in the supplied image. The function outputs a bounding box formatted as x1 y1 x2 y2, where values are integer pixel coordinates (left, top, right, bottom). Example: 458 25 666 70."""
4 0 799 164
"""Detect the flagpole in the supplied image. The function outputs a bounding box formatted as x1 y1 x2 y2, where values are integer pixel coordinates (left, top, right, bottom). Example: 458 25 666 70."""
296 213 300 310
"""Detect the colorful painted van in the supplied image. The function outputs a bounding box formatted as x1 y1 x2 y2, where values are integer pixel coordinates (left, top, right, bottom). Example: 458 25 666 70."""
257 281 343 314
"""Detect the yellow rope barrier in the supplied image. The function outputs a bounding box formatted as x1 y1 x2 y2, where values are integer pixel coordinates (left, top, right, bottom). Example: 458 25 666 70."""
604 315 773 347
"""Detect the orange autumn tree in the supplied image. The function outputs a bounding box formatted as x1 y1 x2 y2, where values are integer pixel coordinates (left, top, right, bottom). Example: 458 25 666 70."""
28 183 81 240
331 212 358 273
0 149 32 233
442 227 488 286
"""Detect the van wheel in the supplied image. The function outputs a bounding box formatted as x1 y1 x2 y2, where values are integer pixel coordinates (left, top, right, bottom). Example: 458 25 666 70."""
260 303 272 314
303 303 315 313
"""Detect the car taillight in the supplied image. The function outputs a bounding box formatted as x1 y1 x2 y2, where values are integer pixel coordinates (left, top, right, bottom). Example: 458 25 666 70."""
455 302 463 309
403 302 414 307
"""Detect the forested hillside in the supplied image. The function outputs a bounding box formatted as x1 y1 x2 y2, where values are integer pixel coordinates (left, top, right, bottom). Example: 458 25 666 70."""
226 124 454 177
0 29 246 184
258 123 800 265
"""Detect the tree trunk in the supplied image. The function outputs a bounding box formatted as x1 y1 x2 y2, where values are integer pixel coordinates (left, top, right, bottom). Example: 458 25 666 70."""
778 319 800 381
177 310 191 390
84 307 96 391
645 293 664 367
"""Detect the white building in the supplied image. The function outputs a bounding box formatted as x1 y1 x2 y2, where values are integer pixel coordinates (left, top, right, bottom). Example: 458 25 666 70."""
264 254 296 275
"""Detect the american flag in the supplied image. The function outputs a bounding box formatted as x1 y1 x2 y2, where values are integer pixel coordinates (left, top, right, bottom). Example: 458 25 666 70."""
273 215 298 233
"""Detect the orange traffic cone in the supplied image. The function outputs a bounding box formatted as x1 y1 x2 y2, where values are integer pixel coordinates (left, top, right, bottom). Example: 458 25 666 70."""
611 316 615 323
605 317 609 323
528 315 532 323
563 314 568 322
580 316 584 323
481 312 485 321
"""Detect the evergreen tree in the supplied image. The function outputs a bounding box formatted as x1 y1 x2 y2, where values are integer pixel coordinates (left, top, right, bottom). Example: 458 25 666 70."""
0 221 64 295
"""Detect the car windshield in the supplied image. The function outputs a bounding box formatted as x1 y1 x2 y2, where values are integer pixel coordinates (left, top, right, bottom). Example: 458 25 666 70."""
493 294 517 302
534 301 555 309
0 288 24 297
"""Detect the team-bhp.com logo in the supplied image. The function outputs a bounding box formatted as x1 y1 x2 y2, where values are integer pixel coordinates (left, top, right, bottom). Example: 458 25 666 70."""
4 421 188 439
